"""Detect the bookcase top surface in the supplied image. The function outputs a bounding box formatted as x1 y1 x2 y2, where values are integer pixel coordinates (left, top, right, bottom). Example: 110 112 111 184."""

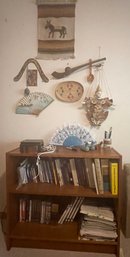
6 146 121 159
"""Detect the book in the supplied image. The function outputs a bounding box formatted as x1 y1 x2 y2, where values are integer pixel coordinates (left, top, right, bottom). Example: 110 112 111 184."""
75 158 88 186
45 159 54 183
45 201 51 224
80 205 114 222
51 203 59 220
110 161 118 195
37 159 44 182
60 159 71 184
69 159 79 186
58 203 72 224
42 160 50 183
29 199 32 222
69 197 84 222
84 158 95 188
51 159 58 185
58 197 84 224
19 199 26 222
92 162 99 194
94 159 104 194
100 159 110 192
65 197 79 222
55 159 64 186
31 199 41 222
40 201 46 224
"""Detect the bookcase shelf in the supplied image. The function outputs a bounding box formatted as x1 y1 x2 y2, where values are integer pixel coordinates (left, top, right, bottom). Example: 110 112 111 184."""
6 146 122 257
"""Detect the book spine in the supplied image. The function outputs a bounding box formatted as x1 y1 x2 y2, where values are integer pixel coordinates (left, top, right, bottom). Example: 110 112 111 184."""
70 197 84 222
92 162 99 194
55 159 64 186
69 159 79 186
110 162 118 195
83 158 95 187
40 201 46 224
94 159 104 194
65 197 79 222
101 159 110 192
58 204 72 224
51 159 58 185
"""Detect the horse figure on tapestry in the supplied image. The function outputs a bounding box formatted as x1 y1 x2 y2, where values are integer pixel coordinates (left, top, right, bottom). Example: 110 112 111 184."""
45 20 67 38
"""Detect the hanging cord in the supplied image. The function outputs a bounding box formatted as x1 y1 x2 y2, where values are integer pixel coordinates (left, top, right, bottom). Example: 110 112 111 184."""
97 46 113 99
101 66 113 99
36 145 56 165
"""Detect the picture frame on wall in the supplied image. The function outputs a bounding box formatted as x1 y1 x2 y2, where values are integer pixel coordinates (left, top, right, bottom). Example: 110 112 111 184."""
37 0 77 59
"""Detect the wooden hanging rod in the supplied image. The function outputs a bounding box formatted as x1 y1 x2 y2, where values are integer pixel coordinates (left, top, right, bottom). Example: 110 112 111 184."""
52 57 106 79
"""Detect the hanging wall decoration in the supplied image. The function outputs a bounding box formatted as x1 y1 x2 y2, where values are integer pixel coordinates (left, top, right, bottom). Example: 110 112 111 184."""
16 92 54 116
13 58 49 83
26 69 37 87
37 0 77 59
51 57 106 79
82 63 114 127
55 81 84 102
14 58 53 115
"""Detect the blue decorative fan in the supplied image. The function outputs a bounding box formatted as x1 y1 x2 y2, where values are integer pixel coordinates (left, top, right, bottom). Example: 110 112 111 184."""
50 124 96 147
16 92 54 115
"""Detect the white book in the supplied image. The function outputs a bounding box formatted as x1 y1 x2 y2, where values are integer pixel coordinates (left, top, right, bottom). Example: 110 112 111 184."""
65 197 79 222
92 162 99 194
58 204 72 224
94 159 104 194
70 197 84 222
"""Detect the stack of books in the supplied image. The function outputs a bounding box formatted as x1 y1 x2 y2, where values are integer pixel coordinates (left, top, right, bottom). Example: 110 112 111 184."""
79 202 117 241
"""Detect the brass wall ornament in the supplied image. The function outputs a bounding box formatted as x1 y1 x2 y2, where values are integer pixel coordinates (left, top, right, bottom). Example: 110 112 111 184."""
82 85 113 127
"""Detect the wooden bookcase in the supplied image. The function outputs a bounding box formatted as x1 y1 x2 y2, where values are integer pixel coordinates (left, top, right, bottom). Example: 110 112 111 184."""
5 146 122 257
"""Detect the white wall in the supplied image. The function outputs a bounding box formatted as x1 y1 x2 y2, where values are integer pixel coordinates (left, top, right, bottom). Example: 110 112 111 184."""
0 0 130 210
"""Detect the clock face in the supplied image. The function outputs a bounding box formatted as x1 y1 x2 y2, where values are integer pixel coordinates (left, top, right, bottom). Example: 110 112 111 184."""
55 81 84 103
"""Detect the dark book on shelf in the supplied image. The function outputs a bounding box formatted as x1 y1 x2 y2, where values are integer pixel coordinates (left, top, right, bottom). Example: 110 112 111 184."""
101 159 110 192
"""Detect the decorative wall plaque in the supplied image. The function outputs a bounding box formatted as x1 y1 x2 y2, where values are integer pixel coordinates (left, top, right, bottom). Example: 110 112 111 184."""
27 70 37 87
55 81 84 102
